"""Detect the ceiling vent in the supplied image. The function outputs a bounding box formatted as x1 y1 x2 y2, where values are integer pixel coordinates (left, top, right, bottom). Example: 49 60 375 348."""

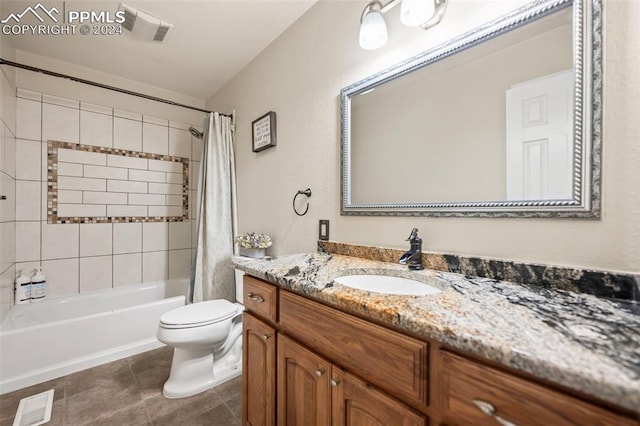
119 3 173 42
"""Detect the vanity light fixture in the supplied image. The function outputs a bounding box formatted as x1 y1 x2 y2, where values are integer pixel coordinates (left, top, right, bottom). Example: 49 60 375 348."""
359 0 447 50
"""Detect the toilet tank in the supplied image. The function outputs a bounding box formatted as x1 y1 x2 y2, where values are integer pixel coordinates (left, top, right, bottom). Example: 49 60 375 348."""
234 269 244 304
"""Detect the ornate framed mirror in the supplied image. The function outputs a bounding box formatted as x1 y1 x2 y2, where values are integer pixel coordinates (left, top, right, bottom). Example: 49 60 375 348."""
341 0 601 217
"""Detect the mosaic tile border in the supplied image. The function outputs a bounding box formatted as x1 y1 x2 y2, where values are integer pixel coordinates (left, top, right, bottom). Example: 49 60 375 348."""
47 140 189 224
318 241 640 301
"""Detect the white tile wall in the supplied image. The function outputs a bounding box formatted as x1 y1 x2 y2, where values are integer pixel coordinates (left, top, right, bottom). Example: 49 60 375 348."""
15 139 41 181
149 206 182 217
15 221 40 262
57 204 106 217
57 162 83 177
113 253 142 286
107 205 147 217
53 146 186 219
169 249 191 280
0 221 16 272
83 191 127 205
166 195 182 206
83 164 127 180
107 154 147 170
58 149 106 166
129 193 165 205
80 256 112 292
114 109 142 121
129 169 165 183
42 223 79 260
12 90 196 298
192 134 203 162
148 183 181 195
190 161 201 190
58 190 83 204
143 251 168 282
113 117 142 151
143 222 168 251
80 110 112 148
42 258 79 297
1 123 17 178
166 173 182 184
2 75 17 319
1 74 17 136
107 180 147 193
42 103 79 143
58 176 106 191
149 159 182 173
113 223 142 254
16 180 40 221
0 265 16 323
16 98 41 141
169 221 191 250
0 168 16 222
143 123 168 155
80 102 112 116
43 94 79 109
80 223 112 256
169 128 191 158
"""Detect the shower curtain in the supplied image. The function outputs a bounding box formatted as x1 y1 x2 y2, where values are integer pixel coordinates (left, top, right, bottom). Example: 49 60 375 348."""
190 112 238 303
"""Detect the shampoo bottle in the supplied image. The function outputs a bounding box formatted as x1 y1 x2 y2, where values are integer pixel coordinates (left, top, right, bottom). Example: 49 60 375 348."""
31 267 47 302
14 270 31 304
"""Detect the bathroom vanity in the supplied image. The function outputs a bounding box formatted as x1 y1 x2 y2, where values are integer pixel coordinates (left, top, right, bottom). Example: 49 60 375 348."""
235 253 640 425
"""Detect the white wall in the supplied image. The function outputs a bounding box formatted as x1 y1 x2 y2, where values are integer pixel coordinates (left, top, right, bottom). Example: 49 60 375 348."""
0 34 17 321
208 0 640 273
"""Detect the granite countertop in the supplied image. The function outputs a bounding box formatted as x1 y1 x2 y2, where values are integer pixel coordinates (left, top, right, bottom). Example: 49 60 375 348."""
232 253 640 412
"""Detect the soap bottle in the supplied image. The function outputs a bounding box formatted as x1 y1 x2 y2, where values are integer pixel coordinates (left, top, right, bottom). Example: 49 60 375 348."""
14 270 31 304
31 267 47 302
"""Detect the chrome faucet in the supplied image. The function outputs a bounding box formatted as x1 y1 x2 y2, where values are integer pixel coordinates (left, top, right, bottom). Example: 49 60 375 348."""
399 228 424 270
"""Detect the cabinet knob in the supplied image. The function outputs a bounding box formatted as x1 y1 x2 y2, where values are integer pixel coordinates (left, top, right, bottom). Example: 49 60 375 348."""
472 400 517 426
262 334 271 340
330 379 340 387
315 369 325 377
247 292 265 303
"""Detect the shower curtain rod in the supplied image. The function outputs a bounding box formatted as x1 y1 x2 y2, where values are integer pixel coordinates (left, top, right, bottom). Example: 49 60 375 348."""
0 58 232 118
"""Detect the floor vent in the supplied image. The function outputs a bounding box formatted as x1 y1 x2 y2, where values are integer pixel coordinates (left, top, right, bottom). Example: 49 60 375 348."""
13 389 54 426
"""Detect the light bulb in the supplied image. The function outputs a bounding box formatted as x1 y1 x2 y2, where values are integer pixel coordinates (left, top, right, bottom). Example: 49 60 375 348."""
359 10 388 50
400 0 434 27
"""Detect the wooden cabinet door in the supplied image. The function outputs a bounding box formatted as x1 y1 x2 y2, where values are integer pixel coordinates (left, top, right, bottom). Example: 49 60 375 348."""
243 313 276 426
331 367 427 426
277 334 331 426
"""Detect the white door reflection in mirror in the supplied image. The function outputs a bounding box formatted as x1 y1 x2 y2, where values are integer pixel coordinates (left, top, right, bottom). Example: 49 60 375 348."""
506 70 573 201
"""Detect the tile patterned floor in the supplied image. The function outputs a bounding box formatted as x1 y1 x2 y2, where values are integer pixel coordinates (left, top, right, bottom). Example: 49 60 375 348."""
0 346 241 426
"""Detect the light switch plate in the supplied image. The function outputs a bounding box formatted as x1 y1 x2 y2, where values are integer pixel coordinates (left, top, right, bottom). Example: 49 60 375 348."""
319 220 329 241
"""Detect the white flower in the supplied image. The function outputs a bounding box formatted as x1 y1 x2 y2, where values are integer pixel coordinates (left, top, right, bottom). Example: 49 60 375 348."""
234 232 273 249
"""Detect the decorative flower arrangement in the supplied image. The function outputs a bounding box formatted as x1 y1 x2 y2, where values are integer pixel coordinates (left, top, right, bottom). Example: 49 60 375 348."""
234 232 273 249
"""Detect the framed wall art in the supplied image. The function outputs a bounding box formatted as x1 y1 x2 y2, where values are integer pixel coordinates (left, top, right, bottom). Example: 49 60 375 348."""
252 111 277 152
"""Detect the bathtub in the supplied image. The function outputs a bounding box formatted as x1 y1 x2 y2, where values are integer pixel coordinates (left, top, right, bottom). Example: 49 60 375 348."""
0 279 188 394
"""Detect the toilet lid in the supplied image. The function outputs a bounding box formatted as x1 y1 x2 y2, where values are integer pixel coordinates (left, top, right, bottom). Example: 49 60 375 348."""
160 300 239 327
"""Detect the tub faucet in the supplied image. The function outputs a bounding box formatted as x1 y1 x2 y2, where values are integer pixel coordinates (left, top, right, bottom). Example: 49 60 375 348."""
399 228 424 270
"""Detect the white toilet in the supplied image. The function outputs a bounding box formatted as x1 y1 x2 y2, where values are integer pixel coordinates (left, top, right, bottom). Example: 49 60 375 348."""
156 271 244 399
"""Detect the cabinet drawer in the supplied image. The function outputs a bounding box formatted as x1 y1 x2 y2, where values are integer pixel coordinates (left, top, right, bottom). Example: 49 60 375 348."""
280 291 428 406
441 351 636 426
243 276 278 323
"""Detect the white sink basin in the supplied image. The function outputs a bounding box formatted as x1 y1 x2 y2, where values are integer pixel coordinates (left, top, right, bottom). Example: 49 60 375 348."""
333 275 442 296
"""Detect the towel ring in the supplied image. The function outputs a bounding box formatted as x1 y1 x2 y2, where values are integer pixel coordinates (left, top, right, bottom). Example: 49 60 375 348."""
293 188 312 216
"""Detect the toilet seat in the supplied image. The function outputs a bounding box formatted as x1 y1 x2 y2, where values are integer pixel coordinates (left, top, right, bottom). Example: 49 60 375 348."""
160 300 240 329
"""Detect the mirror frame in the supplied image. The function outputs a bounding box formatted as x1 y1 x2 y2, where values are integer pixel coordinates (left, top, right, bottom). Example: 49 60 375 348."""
340 0 602 218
